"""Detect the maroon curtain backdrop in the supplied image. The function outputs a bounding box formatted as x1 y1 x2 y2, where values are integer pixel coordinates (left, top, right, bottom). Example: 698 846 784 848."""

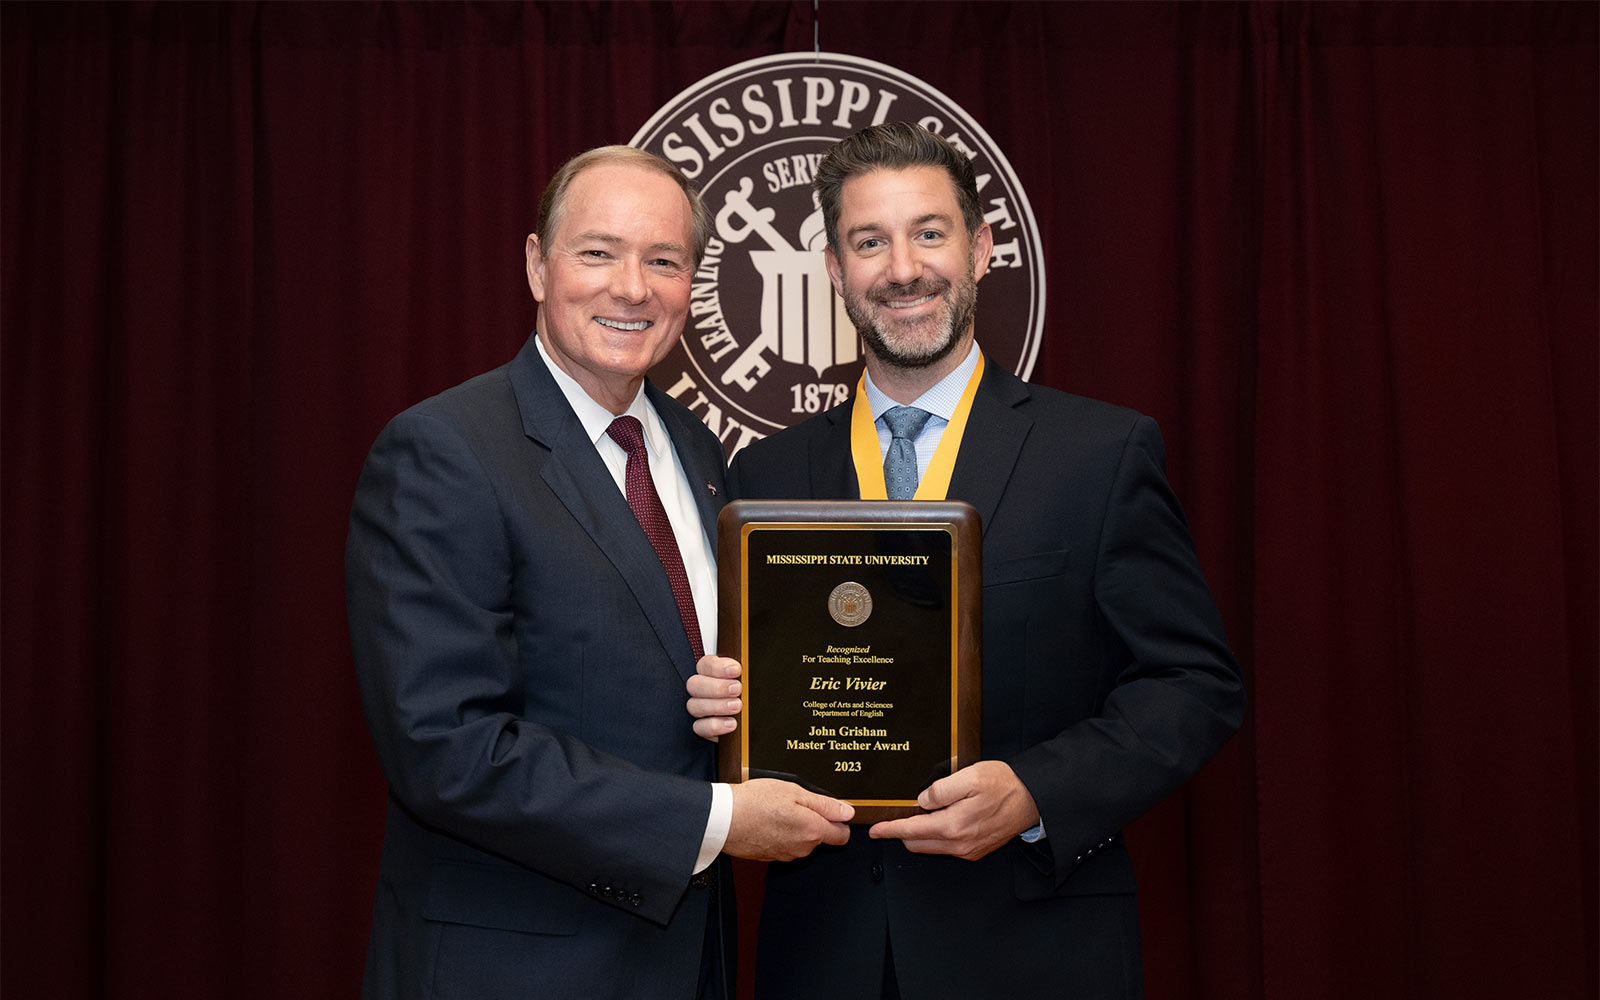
3 3 1594 998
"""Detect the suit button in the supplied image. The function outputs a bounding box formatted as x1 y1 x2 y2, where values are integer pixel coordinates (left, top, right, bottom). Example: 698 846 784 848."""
870 863 884 883
630 893 643 907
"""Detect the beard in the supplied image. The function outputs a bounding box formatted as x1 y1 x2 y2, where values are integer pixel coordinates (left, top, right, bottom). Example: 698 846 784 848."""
842 257 980 371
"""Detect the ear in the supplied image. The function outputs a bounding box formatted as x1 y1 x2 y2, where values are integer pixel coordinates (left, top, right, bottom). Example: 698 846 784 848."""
824 244 845 296
970 222 994 283
526 234 546 302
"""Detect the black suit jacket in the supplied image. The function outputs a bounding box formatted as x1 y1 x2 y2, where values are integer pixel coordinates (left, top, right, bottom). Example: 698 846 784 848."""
347 335 732 1000
728 361 1245 1000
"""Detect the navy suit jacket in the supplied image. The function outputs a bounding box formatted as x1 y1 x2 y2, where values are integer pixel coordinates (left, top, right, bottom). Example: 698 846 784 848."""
347 335 732 1000
728 361 1245 1000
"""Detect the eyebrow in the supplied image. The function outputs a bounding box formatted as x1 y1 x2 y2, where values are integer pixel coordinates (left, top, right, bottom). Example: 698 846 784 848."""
842 212 956 242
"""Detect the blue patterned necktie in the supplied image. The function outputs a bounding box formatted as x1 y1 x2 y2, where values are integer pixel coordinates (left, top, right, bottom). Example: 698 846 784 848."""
881 406 933 501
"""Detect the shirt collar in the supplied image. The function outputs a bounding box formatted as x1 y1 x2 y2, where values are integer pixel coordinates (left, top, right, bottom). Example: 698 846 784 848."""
534 335 670 459
862 340 980 423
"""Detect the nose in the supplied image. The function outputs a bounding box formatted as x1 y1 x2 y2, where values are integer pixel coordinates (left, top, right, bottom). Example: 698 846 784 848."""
610 255 649 304
886 239 922 286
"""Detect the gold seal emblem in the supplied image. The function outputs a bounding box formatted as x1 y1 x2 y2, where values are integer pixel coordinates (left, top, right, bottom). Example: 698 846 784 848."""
828 582 873 627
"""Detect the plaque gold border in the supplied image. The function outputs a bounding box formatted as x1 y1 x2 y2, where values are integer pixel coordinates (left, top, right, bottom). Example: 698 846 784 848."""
716 500 982 824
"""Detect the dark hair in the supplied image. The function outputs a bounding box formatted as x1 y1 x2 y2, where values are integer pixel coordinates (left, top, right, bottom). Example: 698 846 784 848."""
535 146 710 266
813 122 984 253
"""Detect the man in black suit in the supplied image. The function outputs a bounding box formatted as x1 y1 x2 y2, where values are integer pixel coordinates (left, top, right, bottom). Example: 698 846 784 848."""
688 123 1245 999
347 146 853 1000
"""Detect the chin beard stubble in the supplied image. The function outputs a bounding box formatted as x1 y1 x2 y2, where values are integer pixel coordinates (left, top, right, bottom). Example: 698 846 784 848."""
845 255 980 372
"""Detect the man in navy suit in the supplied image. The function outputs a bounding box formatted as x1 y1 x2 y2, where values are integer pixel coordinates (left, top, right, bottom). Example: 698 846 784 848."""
347 146 853 1000
689 123 1246 999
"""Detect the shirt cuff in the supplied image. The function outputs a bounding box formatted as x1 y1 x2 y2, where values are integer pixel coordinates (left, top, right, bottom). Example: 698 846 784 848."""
694 782 733 874
1019 818 1046 843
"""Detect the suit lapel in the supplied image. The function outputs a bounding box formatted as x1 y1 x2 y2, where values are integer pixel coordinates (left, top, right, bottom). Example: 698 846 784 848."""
647 381 725 553
813 402 860 500
509 340 699 678
946 365 1032 535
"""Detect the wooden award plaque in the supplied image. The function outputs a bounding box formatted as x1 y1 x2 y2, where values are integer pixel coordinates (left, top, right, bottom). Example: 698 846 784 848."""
716 500 981 824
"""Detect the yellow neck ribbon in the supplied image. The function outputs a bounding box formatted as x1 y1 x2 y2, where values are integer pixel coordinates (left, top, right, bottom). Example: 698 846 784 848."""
850 352 986 501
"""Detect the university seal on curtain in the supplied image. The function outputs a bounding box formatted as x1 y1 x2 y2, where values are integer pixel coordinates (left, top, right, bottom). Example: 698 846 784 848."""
631 53 1045 456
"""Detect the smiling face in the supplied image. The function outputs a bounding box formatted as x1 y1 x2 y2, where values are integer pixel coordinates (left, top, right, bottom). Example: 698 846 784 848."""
825 165 993 385
527 161 696 413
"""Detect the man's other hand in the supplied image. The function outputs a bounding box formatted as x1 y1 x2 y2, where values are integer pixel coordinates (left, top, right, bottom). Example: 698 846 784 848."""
723 779 854 861
687 655 742 740
866 761 1038 861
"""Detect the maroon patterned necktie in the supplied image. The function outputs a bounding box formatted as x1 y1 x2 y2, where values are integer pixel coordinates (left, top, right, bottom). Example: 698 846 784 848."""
606 416 704 660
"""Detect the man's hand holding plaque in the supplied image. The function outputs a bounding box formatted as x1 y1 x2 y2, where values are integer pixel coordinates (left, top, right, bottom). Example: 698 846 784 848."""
691 656 1031 860
723 776 855 861
687 654 743 741
865 759 1039 861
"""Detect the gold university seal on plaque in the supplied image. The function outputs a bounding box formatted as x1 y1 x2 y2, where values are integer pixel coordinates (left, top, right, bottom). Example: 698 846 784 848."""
828 582 873 627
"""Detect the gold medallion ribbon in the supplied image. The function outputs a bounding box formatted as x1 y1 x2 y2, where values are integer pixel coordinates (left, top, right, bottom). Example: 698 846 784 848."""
850 352 985 501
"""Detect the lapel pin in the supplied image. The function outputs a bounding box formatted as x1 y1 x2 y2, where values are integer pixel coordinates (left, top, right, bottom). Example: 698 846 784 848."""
705 481 718 496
